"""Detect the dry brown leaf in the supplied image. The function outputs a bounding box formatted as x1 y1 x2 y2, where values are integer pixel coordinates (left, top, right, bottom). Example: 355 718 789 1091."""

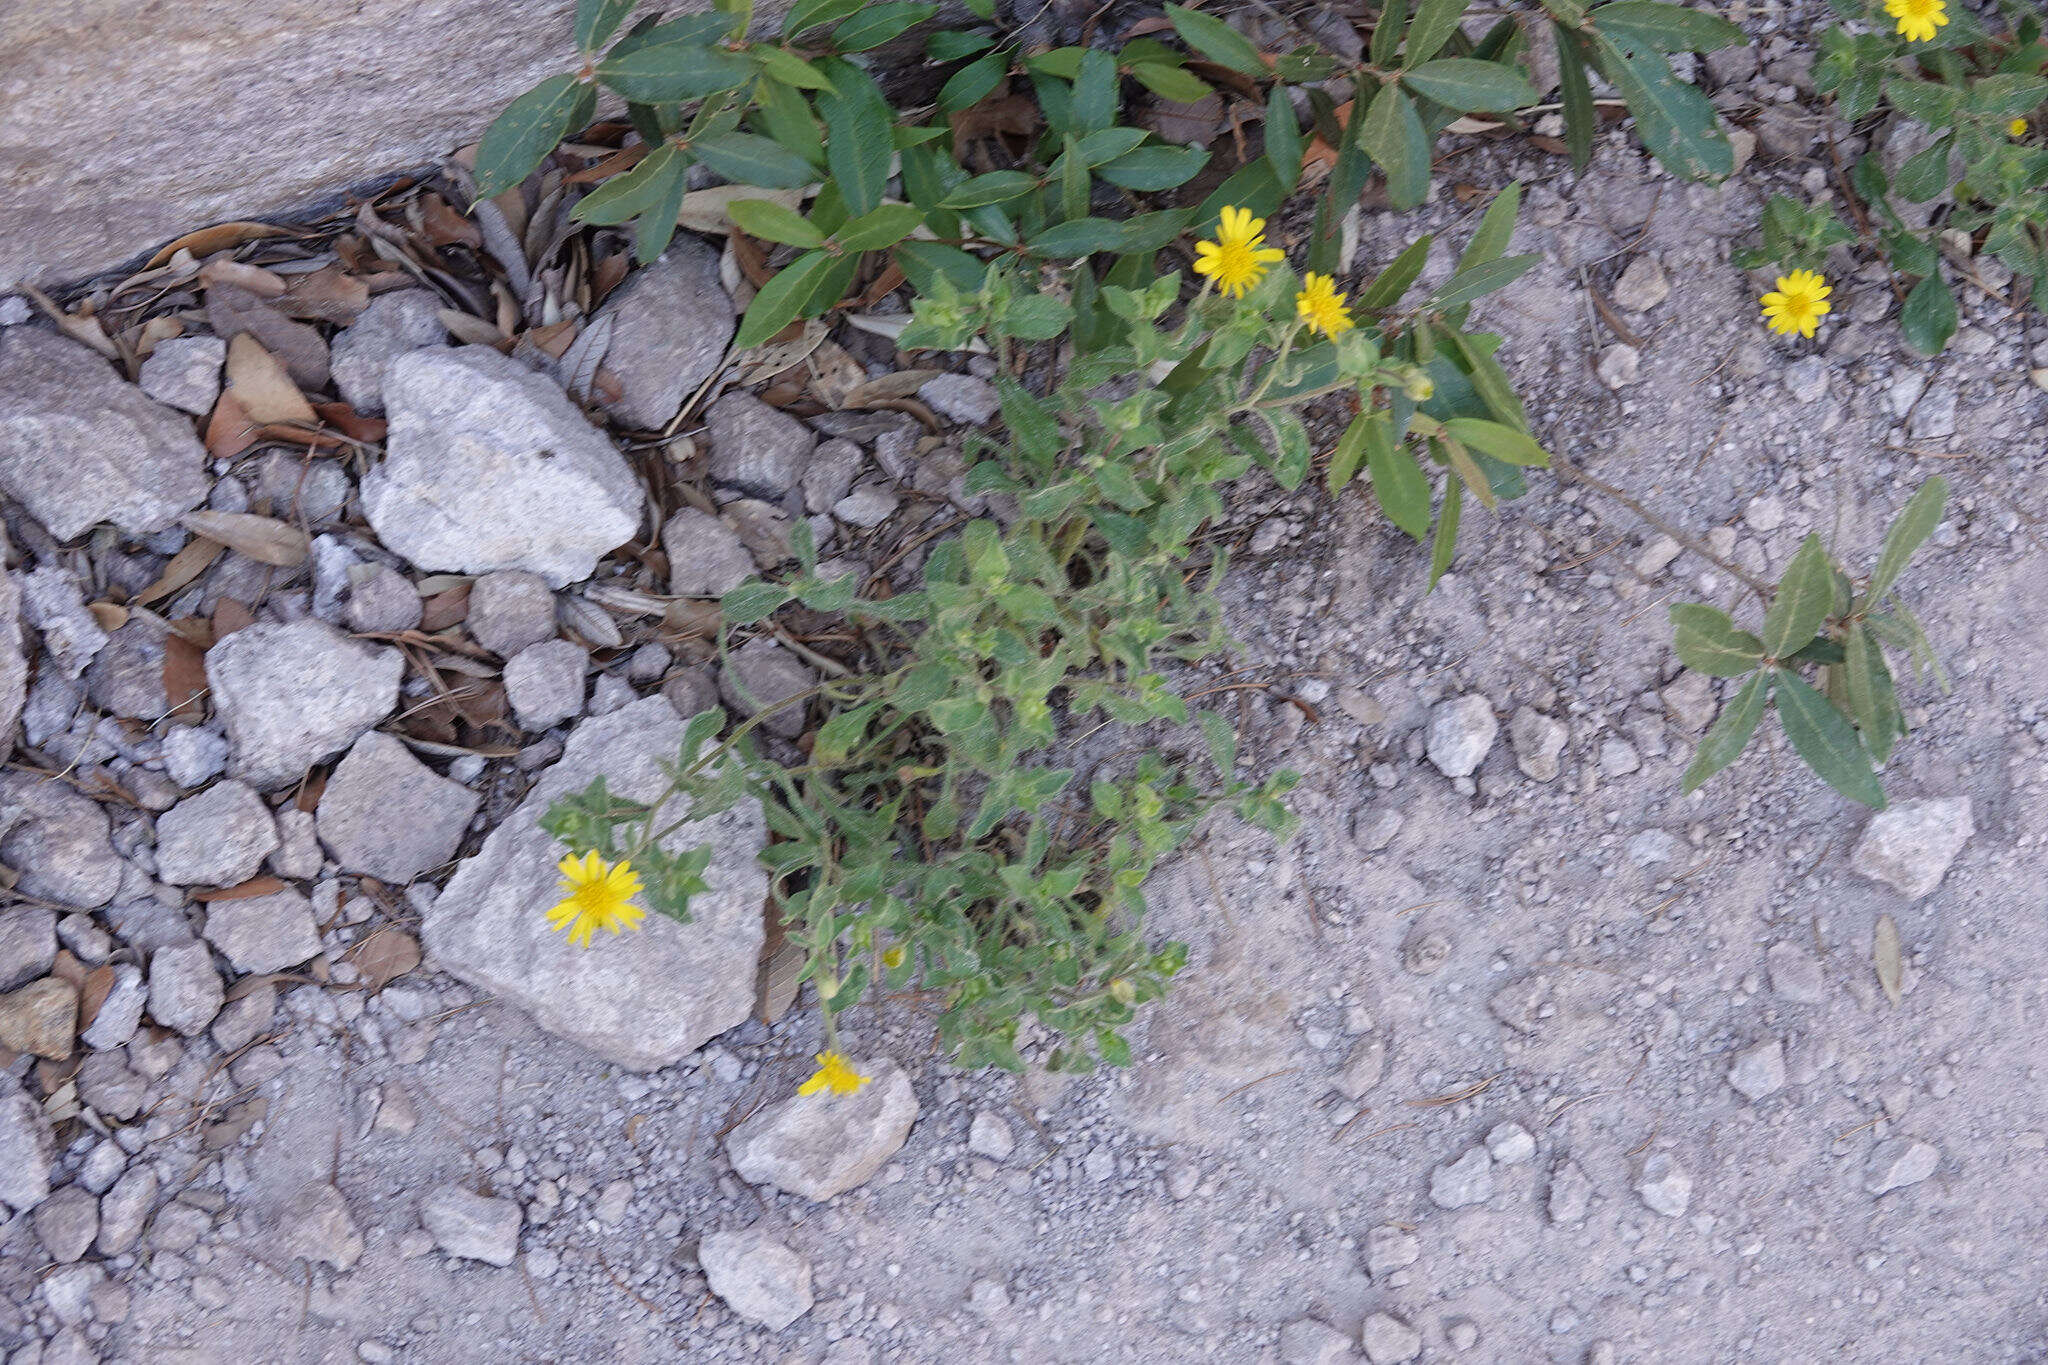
136 538 225 605
86 602 128 632
438 308 508 347
207 282 331 390
224 333 317 426
77 965 116 1034
16 284 121 361
526 319 578 359
162 632 211 723
843 368 944 407
211 598 257 638
203 390 261 459
147 222 288 269
135 316 185 359
344 929 421 993
183 510 312 568
677 184 808 236
199 258 288 298
309 402 387 444
277 266 372 326
566 142 651 186
420 583 471 633
194 876 288 903
1875 914 1904 1007
755 925 805 1025
420 193 484 248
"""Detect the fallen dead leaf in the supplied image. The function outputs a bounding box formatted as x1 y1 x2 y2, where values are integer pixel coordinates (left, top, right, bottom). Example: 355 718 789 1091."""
198 258 288 298
310 402 388 444
207 282 330 390
224 333 317 425
1875 913 1904 1007
677 184 809 236
277 265 371 326
203 390 262 460
344 929 421 993
86 602 128 632
420 193 484 248
183 509 312 567
194 876 289 903
162 633 211 723
147 221 290 269
211 599 257 638
77 965 116 1034
136 538 225 605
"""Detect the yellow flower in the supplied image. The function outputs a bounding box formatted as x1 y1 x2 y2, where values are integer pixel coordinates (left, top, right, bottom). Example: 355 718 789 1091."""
797 1050 870 1097
1294 272 1356 339
2011 118 2030 139
546 852 645 948
1760 269 1832 339
882 944 906 970
1193 206 1286 299
1885 0 1947 43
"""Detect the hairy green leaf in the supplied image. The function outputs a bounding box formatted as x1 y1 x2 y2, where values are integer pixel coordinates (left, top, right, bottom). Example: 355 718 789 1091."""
1669 603 1765 676
1681 671 1769 793
1761 533 1834 660
1774 671 1885 808
1867 476 1947 603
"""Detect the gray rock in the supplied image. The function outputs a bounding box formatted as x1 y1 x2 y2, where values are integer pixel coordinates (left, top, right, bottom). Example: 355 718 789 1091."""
727 1056 918 1200
802 438 865 514
1784 355 1828 403
1548 1159 1593 1224
0 1078 53 1211
84 618 169 720
20 566 109 679
1429 1146 1494 1209
1486 1121 1536 1164
834 484 900 529
466 570 556 656
363 347 641 587
330 290 447 415
1595 342 1640 389
346 562 423 633
1361 1312 1422 1365
719 638 814 739
1909 385 1958 440
1660 673 1717 733
1508 706 1567 782
162 725 230 789
1728 1039 1786 1101
1636 1152 1691 1216
917 373 1000 426
138 335 227 416
1600 737 1641 776
205 619 403 789
317 732 480 883
253 449 351 524
212 979 276 1053
33 1185 99 1262
1850 796 1973 900
153 779 278 886
0 546 22 760
96 1166 158 1256
705 390 815 498
0 330 209 539
662 667 720 720
592 240 735 430
1864 1137 1938 1194
967 1111 1015 1161
1610 255 1670 312
1426 695 1498 779
80 964 145 1050
269 807 324 878
1280 1318 1356 1365
0 906 56 991
699 1225 814 1331
1765 942 1825 1004
505 638 587 731
420 1184 521 1266
1334 1036 1385 1101
275 1182 364 1272
662 507 755 598
0 772 123 907
202 887 321 973
77 1051 145 1119
147 941 223 1036
422 697 767 1069
1365 1223 1419 1281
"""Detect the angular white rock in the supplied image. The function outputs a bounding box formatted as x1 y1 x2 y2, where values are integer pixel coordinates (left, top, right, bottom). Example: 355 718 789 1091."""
1427 695 1498 779
205 620 402 790
699 1225 814 1331
1850 797 1973 900
726 1056 918 1200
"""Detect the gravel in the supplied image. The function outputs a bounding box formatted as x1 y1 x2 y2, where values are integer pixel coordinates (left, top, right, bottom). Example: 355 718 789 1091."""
1426 695 1498 778
147 941 223 1036
1728 1039 1787 1101
590 239 735 430
465 570 557 656
1428 1146 1494 1209
704 390 815 498
718 638 815 740
0 1079 52 1212
661 507 756 598
0 772 124 908
1864 1137 1939 1195
137 335 227 415
1635 1153 1692 1217
504 638 588 731
420 1184 522 1266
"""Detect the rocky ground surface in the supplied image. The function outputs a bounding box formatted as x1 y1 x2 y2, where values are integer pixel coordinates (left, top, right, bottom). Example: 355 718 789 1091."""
2 9 2045 1364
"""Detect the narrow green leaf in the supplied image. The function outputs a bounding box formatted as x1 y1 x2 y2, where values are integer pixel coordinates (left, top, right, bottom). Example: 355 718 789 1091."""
1072 48 1118 133
831 1 938 51
572 142 690 225
1457 180 1521 273
1556 25 1597 171
1404 0 1470 66
733 248 839 348
1867 476 1947 602
596 40 753 103
632 150 690 263
1669 603 1766 676
1761 533 1834 660
1096 144 1210 191
1197 709 1237 778
1359 85 1431 210
1592 38 1734 180
1428 475 1462 587
752 44 836 91
831 203 923 252
1441 417 1547 466
721 579 795 623
1325 411 1372 494
783 0 865 37
1899 272 1957 356
1366 417 1431 539
1842 621 1904 764
1681 671 1769 793
576 0 638 52
927 29 994 61
1589 0 1747 53
940 170 1039 209
1129 61 1214 104
1028 218 1126 258
1774 672 1885 808
692 131 819 188
1430 252 1540 310
1401 58 1539 113
475 75 587 197
816 57 894 216
1358 234 1434 309
728 198 826 248
1163 3 1268 76
940 50 1010 112
1265 85 1303 194
1371 0 1409 67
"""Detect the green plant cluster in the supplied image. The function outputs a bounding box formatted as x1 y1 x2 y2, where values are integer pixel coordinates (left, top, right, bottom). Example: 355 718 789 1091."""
1671 477 1949 809
1745 0 2046 353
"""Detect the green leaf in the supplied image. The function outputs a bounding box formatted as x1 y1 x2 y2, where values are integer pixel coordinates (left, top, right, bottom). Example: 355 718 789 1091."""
1129 60 1213 104
576 0 638 52
1265 85 1303 194
728 198 826 248
1359 85 1431 210
1592 37 1734 180
1774 672 1885 808
1681 671 1769 793
783 0 865 37
721 579 795 623
1899 272 1957 356
940 170 1039 209
927 29 994 61
1259 410 1312 490
832 1 938 51
1457 181 1521 273
1589 0 1746 53
733 248 839 347
1669 603 1765 676
1427 475 1462 587
1096 145 1210 191
1430 253 1539 310
1401 58 1539 113
1404 0 1471 66
1894 135 1953 203
1371 0 1409 67
832 202 923 251
632 149 691 264
692 132 819 188
752 44 837 91
998 375 1062 471
1072 48 1118 133
940 50 1010 112
1028 218 1126 257
571 142 691 225
1163 3 1267 76
1842 622 1904 764
1867 476 1947 602
1556 25 1597 171
1325 411 1372 494
816 58 894 216
1000 292 1073 340
1761 533 1835 660
1196 709 1237 778
475 75 588 197
1441 417 1547 466
1366 416 1431 540
596 40 753 103
1358 234 1434 309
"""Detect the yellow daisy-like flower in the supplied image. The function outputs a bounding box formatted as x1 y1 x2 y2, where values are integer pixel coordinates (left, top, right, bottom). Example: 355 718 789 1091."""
546 852 645 948
1760 269 1832 340
1193 206 1286 299
797 1050 870 1097
2011 118 2029 139
1884 0 1947 43
1294 272 1356 339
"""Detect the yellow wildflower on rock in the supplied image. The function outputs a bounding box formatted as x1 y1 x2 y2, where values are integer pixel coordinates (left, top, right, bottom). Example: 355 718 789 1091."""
546 851 645 948
1193 206 1286 299
798 1050 870 1097
1885 0 1947 43
1760 269 1832 339
1295 272 1356 339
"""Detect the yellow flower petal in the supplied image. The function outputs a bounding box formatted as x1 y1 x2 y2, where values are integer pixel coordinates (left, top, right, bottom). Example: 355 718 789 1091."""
544 851 647 948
